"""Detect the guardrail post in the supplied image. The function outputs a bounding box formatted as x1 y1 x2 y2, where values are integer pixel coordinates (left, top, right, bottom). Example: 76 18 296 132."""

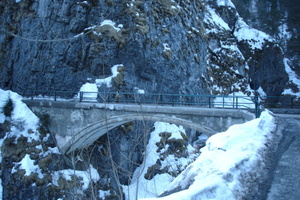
79 92 83 102
232 96 235 108
223 96 225 108
291 97 294 108
254 92 260 118
54 92 57 101
208 96 211 108
236 96 238 109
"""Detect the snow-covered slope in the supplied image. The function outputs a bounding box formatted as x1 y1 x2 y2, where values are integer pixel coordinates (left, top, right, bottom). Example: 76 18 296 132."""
141 111 277 200
0 89 100 199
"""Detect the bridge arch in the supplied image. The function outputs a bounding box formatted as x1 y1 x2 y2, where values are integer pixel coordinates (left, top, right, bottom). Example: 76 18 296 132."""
60 114 217 154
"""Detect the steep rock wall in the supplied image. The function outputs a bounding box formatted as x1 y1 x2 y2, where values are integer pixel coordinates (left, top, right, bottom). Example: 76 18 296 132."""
0 0 209 95
0 0 294 96
232 0 300 80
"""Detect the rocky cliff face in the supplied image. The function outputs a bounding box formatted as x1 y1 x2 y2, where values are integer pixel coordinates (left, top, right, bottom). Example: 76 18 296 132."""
231 0 300 94
0 0 298 96
0 0 299 200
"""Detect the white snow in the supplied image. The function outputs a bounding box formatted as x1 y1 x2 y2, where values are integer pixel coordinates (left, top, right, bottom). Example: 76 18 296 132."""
282 58 300 97
52 164 100 191
99 190 111 199
134 87 145 94
85 19 123 36
95 64 122 88
123 122 197 199
141 111 276 200
163 43 171 51
0 89 40 143
257 87 267 98
214 92 254 109
234 18 273 50
100 20 123 32
79 82 98 100
0 89 279 200
78 64 122 101
216 0 235 8
12 154 44 179
0 89 61 198
205 6 230 33
137 89 145 94
278 22 292 51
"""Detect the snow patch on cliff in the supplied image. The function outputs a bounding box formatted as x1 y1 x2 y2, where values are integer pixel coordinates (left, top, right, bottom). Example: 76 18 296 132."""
12 154 44 179
205 6 230 33
234 18 273 50
216 0 235 8
95 64 121 87
85 20 123 36
79 64 122 100
283 58 300 97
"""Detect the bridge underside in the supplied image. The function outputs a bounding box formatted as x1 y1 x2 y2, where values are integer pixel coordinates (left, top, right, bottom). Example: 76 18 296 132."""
59 114 218 154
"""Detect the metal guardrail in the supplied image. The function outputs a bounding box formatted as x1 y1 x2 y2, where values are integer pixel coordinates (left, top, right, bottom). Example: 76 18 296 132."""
19 90 300 118
20 90 253 107
260 96 300 109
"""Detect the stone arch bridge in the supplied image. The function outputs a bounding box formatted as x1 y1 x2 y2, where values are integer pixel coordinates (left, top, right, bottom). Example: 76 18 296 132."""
23 100 254 154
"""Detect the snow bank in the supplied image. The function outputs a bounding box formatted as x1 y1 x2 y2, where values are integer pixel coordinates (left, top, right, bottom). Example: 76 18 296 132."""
141 111 276 200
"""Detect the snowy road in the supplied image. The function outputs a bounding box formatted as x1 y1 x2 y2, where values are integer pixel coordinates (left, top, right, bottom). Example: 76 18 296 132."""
267 115 300 200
